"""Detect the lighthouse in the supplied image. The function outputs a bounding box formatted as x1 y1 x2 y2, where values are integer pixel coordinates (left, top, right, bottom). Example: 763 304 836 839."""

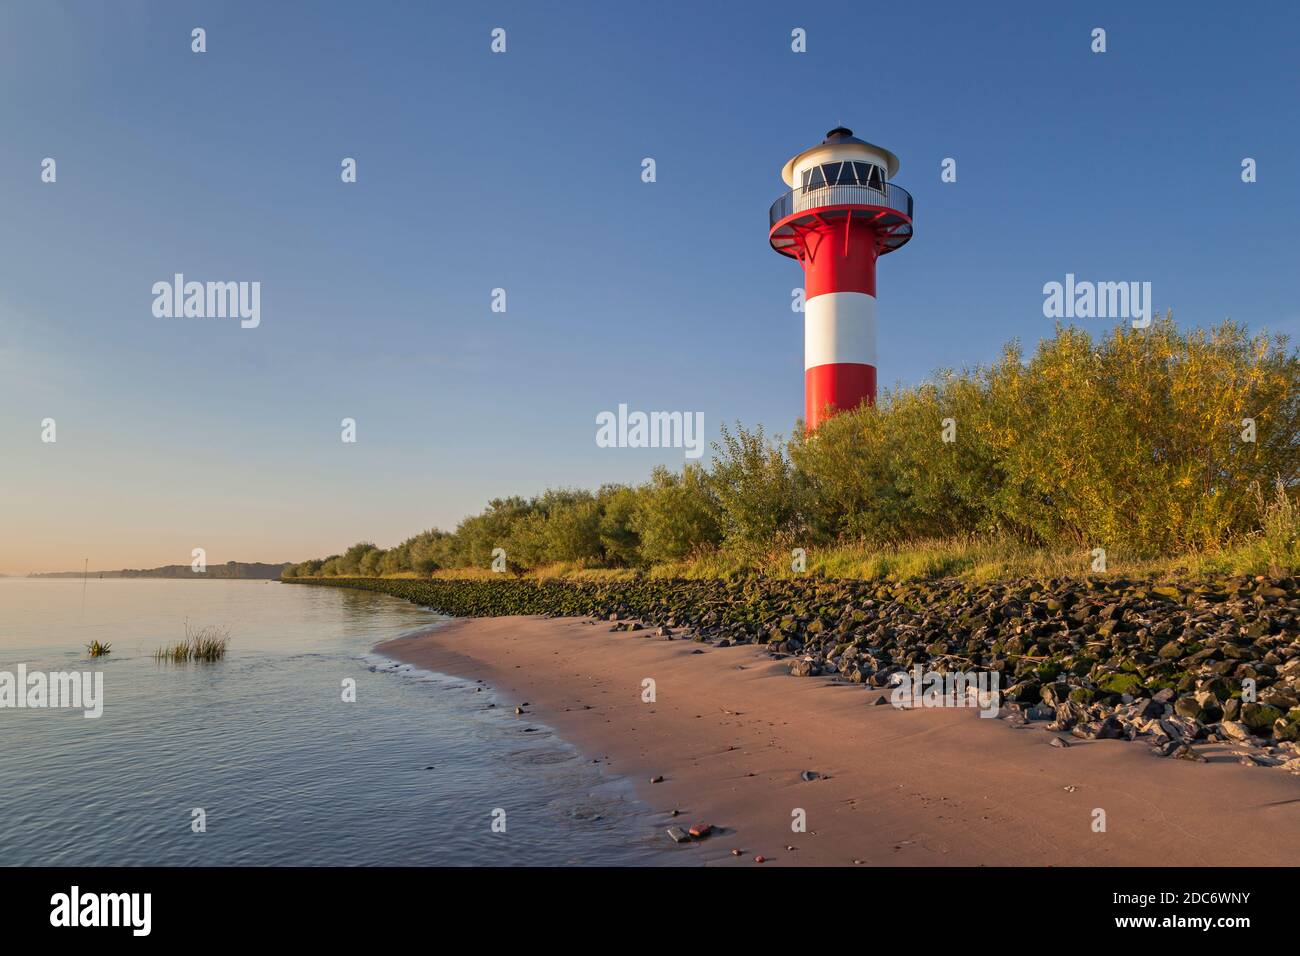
768 127 913 429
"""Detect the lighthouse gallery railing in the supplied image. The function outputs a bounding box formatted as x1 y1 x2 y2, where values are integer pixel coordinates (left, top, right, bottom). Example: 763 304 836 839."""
769 181 914 227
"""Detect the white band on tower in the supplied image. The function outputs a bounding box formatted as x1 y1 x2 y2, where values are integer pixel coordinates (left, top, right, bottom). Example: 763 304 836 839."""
804 292 877 370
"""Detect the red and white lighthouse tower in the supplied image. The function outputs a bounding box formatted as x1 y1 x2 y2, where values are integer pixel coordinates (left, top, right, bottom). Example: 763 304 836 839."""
768 127 913 429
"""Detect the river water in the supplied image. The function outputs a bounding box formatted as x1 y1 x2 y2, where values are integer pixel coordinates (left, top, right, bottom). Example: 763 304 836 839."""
0 578 669 865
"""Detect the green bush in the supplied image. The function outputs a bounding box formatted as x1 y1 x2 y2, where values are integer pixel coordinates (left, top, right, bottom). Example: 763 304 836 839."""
541 494 604 563
597 484 642 566
631 465 722 563
709 422 798 548
359 548 384 577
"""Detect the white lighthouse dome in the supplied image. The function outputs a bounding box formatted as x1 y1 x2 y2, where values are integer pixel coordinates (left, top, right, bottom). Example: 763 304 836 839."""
781 126 900 187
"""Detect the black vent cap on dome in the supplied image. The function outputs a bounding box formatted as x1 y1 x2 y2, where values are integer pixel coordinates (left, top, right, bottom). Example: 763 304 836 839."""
824 126 864 143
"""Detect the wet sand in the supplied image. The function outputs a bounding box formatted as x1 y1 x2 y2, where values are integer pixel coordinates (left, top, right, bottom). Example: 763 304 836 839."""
377 615 1300 866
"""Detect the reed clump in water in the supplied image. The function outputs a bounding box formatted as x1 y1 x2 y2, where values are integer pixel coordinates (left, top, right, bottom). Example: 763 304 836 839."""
86 640 112 657
155 623 230 663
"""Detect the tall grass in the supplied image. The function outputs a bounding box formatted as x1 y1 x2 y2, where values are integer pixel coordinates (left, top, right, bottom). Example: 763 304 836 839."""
155 623 231 663
634 536 1268 584
1251 478 1300 575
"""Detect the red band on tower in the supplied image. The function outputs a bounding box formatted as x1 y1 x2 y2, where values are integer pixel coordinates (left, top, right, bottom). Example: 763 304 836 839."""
800 217 879 299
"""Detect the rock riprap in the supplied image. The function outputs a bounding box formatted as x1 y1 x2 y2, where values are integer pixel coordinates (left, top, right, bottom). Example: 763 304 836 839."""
288 574 1300 768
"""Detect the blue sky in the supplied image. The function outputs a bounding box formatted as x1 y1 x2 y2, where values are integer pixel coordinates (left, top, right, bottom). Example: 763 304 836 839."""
1 0 1297 573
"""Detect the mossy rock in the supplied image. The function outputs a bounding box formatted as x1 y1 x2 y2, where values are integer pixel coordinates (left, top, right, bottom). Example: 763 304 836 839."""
1040 681 1071 705
1006 680 1042 703
1068 656 1096 677
1034 662 1063 681
1174 695 1219 722
1197 677 1233 701
1240 702 1284 733
1098 673 1142 696
1274 718 1300 742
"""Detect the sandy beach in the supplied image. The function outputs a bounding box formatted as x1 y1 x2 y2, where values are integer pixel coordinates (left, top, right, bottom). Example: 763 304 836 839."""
378 615 1300 867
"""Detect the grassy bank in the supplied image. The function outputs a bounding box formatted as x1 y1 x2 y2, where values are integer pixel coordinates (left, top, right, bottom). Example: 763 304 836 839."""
290 527 1298 588
646 528 1299 583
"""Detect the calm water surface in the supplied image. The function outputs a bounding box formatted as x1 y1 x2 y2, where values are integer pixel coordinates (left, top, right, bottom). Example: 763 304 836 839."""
0 578 672 866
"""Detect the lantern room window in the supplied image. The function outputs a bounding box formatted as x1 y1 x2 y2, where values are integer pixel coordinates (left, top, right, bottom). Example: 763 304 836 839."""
801 161 887 191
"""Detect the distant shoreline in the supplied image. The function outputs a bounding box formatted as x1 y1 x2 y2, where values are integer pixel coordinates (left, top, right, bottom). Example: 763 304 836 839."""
27 562 288 580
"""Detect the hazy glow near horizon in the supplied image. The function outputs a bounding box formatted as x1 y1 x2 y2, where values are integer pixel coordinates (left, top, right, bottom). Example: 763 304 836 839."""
2 2 1297 574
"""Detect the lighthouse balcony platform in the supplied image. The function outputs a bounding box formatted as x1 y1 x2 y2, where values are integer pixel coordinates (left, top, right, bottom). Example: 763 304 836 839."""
769 181 914 258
